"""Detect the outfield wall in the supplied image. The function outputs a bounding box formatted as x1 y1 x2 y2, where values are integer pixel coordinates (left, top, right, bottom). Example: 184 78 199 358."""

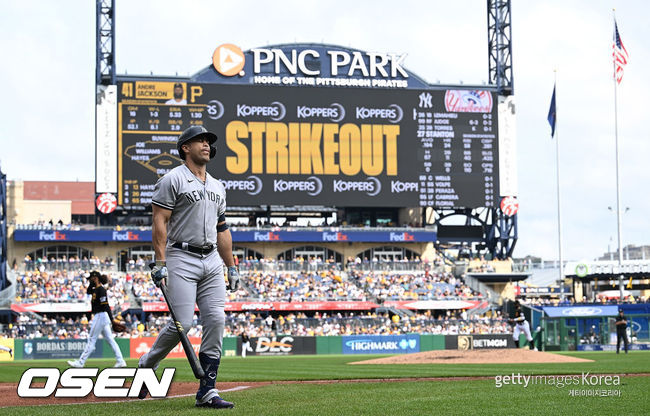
2 334 519 361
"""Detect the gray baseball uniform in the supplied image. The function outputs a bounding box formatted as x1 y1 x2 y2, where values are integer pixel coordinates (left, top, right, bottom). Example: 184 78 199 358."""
139 164 227 368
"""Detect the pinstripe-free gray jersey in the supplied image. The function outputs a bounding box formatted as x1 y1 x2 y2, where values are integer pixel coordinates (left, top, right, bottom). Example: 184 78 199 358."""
151 164 226 247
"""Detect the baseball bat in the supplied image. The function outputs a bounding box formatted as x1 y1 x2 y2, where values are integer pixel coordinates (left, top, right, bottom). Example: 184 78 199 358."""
159 280 205 379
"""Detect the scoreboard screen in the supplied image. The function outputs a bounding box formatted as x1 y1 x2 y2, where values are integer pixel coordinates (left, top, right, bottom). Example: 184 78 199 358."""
116 80 498 208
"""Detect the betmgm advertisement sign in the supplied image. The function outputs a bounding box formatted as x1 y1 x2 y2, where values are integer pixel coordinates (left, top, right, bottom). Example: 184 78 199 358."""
98 43 515 209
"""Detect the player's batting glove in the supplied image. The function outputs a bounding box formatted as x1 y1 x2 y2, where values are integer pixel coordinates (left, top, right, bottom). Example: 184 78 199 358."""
149 261 168 288
227 266 241 292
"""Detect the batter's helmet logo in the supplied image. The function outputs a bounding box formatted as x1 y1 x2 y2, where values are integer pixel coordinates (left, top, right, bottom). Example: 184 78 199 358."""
213 44 245 76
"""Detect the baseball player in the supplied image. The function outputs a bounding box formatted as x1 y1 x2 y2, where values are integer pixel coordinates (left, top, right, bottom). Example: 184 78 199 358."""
68 271 127 368
510 301 536 350
138 125 240 409
241 331 251 358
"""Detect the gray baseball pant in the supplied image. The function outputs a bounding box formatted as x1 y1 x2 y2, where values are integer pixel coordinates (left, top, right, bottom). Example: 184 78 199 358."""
139 247 226 369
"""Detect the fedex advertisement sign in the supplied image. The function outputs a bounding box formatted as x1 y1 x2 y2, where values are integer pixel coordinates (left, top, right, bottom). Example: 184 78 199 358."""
112 231 141 241
322 232 348 242
38 231 67 241
389 232 415 242
254 232 280 241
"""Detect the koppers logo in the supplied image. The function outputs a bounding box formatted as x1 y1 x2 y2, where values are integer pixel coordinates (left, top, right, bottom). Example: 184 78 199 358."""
333 177 381 196
444 90 493 113
221 176 262 195
355 104 403 123
213 44 245 76
236 101 286 121
391 180 418 193
38 231 67 241
356 104 404 123
17 368 175 398
274 176 322 196
296 103 345 122
389 232 415 242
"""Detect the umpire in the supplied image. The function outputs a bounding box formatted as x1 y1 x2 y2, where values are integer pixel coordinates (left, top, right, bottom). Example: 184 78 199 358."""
615 309 629 354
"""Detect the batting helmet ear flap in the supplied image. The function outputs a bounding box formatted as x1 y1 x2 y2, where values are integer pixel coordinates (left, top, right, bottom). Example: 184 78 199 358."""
210 145 216 159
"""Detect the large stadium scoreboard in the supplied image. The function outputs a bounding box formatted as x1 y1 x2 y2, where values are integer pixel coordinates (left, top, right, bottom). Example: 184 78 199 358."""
116 80 498 208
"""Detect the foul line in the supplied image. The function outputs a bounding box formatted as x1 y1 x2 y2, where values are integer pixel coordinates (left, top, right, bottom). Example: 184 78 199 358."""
16 385 251 408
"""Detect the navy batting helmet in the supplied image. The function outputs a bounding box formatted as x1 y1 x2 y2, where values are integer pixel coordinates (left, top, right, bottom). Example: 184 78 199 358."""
177 125 218 160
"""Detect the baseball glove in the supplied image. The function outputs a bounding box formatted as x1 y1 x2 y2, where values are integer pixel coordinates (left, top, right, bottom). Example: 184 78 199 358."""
112 320 127 333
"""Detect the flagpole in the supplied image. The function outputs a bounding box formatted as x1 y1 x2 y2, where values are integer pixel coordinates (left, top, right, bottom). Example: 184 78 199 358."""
554 71 565 302
613 10 625 301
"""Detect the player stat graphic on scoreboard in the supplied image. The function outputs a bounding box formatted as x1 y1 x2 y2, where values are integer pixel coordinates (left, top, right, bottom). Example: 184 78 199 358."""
117 81 498 209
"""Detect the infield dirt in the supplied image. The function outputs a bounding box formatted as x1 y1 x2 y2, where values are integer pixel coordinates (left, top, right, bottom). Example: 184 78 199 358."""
350 348 594 365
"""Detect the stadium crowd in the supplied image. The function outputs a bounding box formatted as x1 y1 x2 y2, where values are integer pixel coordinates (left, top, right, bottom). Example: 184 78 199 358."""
14 266 479 304
349 269 478 301
1 311 511 339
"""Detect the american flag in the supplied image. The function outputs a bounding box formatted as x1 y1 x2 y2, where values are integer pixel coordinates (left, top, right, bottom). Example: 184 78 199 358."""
613 19 629 84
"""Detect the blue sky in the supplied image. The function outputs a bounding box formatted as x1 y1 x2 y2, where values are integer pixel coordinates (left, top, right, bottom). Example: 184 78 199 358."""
1 0 648 261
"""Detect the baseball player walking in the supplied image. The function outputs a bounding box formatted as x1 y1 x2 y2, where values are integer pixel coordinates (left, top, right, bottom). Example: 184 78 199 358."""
138 126 240 409
510 301 536 350
68 271 127 368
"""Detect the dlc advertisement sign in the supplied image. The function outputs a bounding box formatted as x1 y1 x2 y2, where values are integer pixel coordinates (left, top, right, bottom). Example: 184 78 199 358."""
237 336 316 356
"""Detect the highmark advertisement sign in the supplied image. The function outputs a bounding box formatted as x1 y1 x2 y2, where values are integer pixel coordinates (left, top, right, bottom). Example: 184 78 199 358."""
342 335 419 354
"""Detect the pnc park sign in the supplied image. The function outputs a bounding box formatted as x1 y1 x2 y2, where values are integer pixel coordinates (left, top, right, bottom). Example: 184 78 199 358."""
210 43 414 89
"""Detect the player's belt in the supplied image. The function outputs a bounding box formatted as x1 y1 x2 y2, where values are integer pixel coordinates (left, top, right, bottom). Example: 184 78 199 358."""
171 242 216 255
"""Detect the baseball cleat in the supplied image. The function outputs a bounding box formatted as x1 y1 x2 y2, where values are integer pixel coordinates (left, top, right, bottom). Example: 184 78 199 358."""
138 384 149 400
67 360 84 368
114 359 127 368
196 389 234 409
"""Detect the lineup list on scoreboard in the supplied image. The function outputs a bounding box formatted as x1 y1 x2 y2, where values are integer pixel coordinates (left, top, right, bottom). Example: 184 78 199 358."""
117 81 499 208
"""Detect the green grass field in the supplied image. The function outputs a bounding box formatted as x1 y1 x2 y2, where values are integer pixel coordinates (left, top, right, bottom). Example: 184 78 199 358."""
2 351 649 415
